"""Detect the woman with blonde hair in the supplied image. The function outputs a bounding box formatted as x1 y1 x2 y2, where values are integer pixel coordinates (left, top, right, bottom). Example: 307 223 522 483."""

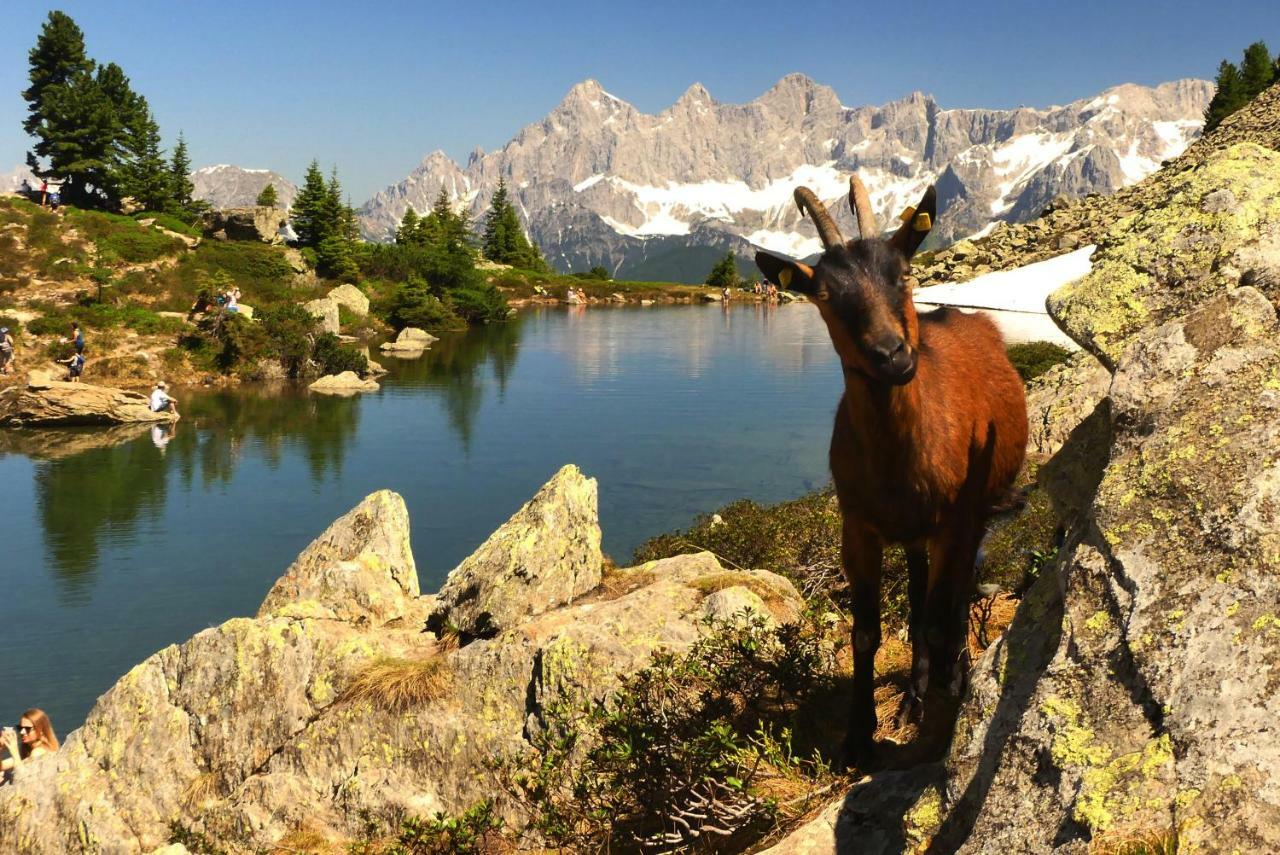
1 708 59 782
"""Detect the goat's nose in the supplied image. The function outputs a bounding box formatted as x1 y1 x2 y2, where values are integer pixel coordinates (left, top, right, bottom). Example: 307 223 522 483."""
870 339 907 366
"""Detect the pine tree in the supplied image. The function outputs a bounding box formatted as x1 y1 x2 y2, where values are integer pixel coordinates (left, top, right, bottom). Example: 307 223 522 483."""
291 160 328 247
256 183 278 207
1240 41 1275 99
123 103 172 211
705 251 741 289
23 12 120 207
22 11 94 138
169 132 196 213
1204 60 1248 133
482 178 512 260
396 207 421 245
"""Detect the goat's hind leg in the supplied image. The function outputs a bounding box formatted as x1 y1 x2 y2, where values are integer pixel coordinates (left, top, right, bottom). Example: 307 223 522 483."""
842 521 883 769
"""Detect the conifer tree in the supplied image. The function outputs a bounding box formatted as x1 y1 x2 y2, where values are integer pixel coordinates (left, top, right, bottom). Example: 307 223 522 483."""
481 178 548 270
396 207 421 245
256 183 278 207
23 12 118 207
1204 60 1248 133
169 132 196 213
1240 41 1275 99
291 160 328 247
123 104 173 211
705 251 741 289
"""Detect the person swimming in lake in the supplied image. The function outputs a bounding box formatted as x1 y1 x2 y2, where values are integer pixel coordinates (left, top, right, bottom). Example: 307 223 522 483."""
1 709 59 784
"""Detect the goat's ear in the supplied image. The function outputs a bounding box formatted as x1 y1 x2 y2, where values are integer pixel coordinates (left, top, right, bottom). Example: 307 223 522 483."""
889 185 937 260
755 251 815 294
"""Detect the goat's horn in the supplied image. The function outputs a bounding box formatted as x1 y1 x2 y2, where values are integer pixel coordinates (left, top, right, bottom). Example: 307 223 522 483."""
793 187 844 249
848 175 878 239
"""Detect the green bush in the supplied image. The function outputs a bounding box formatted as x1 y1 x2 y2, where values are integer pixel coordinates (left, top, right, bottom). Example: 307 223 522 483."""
351 801 503 855
0 316 24 336
389 275 464 331
313 332 368 375
448 284 509 325
258 304 319 377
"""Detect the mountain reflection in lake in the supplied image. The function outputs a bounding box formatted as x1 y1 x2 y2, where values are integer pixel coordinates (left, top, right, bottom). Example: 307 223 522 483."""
3 303 848 732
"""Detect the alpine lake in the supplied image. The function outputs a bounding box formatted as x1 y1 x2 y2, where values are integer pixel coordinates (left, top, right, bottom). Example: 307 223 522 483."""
0 302 1066 733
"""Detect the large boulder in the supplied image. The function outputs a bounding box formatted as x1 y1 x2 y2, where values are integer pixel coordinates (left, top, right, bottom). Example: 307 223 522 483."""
303 298 340 335
0 375 177 426
1023 351 1111 459
430 464 603 638
307 371 378 396
0 482 806 853
326 283 369 318
200 206 288 244
258 490 418 626
1049 143 1280 369
379 327 437 353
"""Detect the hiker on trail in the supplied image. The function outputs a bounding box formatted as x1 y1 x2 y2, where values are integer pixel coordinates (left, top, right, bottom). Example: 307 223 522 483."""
57 350 85 381
39 180 47 207
0 327 14 375
65 323 84 355
1 709 59 785
150 381 179 418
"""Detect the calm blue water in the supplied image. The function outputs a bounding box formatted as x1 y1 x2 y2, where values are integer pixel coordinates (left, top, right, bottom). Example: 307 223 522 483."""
1 303 846 735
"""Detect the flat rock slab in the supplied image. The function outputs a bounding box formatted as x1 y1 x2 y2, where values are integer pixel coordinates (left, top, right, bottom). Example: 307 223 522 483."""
0 379 178 426
308 371 379 395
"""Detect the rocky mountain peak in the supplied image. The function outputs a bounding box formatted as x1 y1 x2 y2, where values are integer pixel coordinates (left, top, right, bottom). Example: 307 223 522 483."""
674 82 714 107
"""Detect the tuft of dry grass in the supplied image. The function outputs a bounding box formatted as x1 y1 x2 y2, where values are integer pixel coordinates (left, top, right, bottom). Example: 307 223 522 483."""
180 770 224 811
589 566 657 602
1090 827 1180 855
340 656 452 713
688 571 791 607
270 826 343 854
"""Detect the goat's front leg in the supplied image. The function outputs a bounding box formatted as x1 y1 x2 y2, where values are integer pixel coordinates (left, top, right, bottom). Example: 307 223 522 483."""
843 521 883 769
894 545 930 731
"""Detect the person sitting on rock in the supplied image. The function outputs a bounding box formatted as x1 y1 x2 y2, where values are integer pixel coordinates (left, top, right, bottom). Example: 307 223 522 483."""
0 327 14 375
57 350 85 382
150 381 179 418
1 708 59 784
225 287 241 314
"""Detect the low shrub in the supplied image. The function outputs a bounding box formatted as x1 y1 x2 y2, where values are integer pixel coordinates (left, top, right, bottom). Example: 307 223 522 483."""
494 610 839 851
134 211 201 237
1006 341 1072 383
351 801 503 855
65 208 185 264
313 332 368 375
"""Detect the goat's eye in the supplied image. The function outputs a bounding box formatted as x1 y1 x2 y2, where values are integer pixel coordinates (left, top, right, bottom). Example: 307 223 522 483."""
818 289 830 301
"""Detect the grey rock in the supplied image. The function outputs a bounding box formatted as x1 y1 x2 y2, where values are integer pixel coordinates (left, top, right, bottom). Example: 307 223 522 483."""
307 372 379 396
303 298 340 335
326 283 369 318
200 206 288 244
430 464 603 637
0 377 178 426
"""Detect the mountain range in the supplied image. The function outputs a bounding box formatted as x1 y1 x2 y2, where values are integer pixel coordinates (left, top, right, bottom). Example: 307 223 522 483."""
357 74 1212 280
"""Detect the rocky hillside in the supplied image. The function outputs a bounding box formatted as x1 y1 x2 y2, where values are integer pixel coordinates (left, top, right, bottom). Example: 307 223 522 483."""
190 165 298 211
358 75 1211 279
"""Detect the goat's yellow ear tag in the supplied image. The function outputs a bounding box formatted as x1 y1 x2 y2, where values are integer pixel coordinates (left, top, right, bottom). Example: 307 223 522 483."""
778 268 793 288
913 212 932 232
899 206 916 223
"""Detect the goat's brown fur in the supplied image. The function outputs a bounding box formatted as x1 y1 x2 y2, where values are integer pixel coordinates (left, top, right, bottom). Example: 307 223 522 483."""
756 178 1027 768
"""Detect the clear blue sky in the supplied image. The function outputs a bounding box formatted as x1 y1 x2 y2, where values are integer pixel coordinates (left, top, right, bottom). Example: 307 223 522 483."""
2 1 1277 202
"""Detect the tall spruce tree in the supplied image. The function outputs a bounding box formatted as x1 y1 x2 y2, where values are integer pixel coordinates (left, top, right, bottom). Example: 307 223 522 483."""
123 103 173 211
705 251 741 289
1205 60 1248 132
23 12 118 207
256 183 278 207
396 207 421 245
169 132 196 214
291 160 328 247
481 178 547 269
1240 41 1275 99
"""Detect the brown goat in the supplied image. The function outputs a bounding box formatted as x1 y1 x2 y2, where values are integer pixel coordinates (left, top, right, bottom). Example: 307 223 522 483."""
755 177 1027 767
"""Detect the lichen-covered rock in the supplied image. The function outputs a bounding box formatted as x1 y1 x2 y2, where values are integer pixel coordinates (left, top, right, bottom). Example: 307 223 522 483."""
1048 143 1280 368
200 206 287 244
307 371 378 395
0 377 178 426
258 490 419 626
303 298 340 335
0 481 805 853
1024 351 1111 459
430 464 603 637
378 327 437 353
326 283 369 318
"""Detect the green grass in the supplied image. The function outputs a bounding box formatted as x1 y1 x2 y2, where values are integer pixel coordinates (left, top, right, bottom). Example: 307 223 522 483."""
64 208 186 264
24 300 187 338
1006 341 1073 383
133 211 201 237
